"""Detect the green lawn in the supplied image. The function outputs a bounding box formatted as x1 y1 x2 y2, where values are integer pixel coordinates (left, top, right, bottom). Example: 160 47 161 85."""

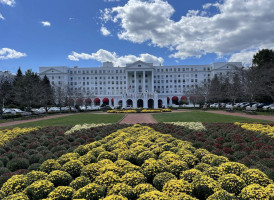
153 111 271 123
1 113 125 128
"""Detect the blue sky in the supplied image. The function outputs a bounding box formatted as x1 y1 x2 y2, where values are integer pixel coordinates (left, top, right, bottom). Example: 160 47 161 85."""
1 0 274 74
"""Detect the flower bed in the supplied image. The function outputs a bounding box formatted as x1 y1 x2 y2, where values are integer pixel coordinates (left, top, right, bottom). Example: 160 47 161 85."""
0 127 40 147
64 123 112 135
0 125 273 200
108 109 172 113
150 123 274 180
107 110 137 113
235 122 274 138
165 122 206 131
0 124 128 187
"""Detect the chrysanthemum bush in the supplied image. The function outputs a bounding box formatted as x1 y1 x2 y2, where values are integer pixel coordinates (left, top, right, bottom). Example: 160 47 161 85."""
235 122 274 138
0 124 128 187
150 122 274 179
0 124 273 199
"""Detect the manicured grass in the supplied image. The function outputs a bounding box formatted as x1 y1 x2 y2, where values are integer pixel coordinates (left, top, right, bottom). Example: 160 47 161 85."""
153 111 270 123
1 113 125 128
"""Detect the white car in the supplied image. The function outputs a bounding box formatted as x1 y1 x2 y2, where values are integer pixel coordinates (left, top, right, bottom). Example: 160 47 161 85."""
263 104 274 110
3 108 16 115
48 107 60 113
12 108 31 116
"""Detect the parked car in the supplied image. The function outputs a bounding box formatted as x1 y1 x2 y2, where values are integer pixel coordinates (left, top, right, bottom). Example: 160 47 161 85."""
3 108 16 115
263 103 274 110
12 108 31 116
48 107 60 113
31 108 45 115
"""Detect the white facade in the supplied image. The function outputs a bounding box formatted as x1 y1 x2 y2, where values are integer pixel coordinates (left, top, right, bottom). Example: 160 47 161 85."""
39 61 242 108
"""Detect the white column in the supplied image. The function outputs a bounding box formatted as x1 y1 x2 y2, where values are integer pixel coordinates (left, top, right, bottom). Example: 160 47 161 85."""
114 98 118 107
143 71 145 93
163 98 167 108
123 98 126 108
151 71 154 92
126 71 128 93
134 71 137 93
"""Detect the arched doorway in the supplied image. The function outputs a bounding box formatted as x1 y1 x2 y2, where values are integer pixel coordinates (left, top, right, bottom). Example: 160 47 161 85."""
137 99 143 108
118 100 123 106
94 98 100 106
158 99 163 108
148 99 154 109
127 99 133 107
103 98 109 105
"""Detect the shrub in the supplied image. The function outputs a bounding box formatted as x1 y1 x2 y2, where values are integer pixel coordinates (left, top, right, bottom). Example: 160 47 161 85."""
0 190 5 199
210 156 229 166
47 170 73 187
6 158 29 171
102 195 127 200
29 154 43 164
207 189 237 200
69 176 91 191
73 145 89 156
78 152 96 165
240 169 273 187
40 159 61 173
72 183 105 200
162 179 192 196
26 170 48 184
24 180 54 200
204 166 224 180
194 149 210 160
0 156 9 166
180 169 202 183
48 186 75 200
134 183 157 198
99 164 124 176
218 162 248 176
27 163 41 171
191 175 218 199
81 163 101 181
265 184 274 200
218 174 246 194
2 193 29 200
61 160 84 178
57 153 80 165
239 184 269 200
118 150 136 163
138 191 169 200
181 154 198 167
108 183 134 199
1 175 28 195
167 160 188 177
121 171 146 187
97 151 117 162
141 158 167 181
153 172 177 191
0 167 11 176
194 163 210 172
137 151 157 165
95 171 121 188
0 160 3 168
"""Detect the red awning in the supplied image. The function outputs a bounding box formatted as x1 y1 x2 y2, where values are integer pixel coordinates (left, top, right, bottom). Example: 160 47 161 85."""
172 96 178 101
85 98 92 103
111 98 114 103
181 96 187 100
103 98 109 103
94 98 100 103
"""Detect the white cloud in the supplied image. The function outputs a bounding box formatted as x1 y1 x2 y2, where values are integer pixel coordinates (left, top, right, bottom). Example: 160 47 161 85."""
41 21 51 27
0 48 27 60
100 26 111 36
101 0 274 60
0 0 15 6
68 49 164 67
228 49 258 66
0 13 4 20
104 0 121 2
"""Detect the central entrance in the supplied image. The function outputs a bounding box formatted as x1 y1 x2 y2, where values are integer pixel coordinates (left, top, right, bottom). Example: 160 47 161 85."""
127 99 133 107
137 99 144 108
148 99 154 109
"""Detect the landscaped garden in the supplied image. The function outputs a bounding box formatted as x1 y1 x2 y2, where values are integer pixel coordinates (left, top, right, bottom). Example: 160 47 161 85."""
0 120 273 199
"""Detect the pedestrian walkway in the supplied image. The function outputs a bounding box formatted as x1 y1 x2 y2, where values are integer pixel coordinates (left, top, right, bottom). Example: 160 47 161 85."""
206 110 274 122
119 113 157 124
0 114 72 128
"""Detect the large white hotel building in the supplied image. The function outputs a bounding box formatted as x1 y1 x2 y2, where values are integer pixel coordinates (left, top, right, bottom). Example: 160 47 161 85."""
39 61 242 109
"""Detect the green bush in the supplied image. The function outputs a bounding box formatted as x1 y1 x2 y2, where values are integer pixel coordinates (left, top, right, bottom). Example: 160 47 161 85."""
218 174 246 194
102 195 127 200
0 167 11 176
0 160 3 168
207 189 237 200
194 149 210 160
27 163 41 171
108 183 134 199
26 170 48 184
73 145 89 156
153 172 177 191
95 171 121 188
138 191 169 200
180 169 202 183
29 154 43 164
141 158 167 181
69 176 91 191
239 184 269 200
162 179 192 196
218 162 248 176
121 171 146 187
136 151 157 165
72 183 105 200
61 160 84 178
240 169 273 187
40 159 61 173
194 163 210 172
6 158 29 171
57 153 80 165
134 183 157 198
191 175 218 199
1 175 28 195
181 154 198 167
210 156 229 167
48 186 75 200
81 163 101 181
2 192 29 200
167 160 188 177
118 150 136 164
47 170 73 187
97 151 117 162
204 166 224 180
78 152 96 165
24 180 54 200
